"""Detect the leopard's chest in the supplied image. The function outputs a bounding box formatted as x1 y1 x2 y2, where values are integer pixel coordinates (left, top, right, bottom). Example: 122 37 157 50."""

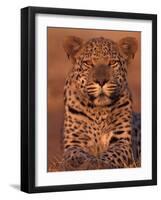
84 112 114 158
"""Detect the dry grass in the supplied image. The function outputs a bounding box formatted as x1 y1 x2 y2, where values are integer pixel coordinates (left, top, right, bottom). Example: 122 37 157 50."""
48 155 141 172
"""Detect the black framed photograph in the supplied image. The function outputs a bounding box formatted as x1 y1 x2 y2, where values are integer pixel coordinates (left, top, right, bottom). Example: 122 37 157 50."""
21 6 157 193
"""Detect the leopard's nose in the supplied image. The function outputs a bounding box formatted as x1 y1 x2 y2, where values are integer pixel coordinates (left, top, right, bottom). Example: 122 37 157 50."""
94 64 110 86
96 79 108 86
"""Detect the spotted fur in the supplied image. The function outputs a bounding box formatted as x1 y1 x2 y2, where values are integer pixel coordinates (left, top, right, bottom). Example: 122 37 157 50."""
62 36 141 170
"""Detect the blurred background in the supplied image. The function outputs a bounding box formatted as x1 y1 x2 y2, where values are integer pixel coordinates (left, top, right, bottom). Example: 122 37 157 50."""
47 28 141 171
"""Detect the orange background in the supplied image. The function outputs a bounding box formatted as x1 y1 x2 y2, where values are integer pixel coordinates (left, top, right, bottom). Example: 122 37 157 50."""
47 28 141 170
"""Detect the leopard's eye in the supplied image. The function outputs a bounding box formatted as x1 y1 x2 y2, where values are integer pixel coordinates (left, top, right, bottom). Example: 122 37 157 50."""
83 60 93 66
109 60 119 66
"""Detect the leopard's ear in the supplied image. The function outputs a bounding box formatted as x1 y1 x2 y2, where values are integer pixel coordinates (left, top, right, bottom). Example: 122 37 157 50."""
118 37 138 63
63 36 83 64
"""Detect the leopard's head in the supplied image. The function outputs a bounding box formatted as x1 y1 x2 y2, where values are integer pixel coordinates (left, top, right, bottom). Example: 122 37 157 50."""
63 36 138 107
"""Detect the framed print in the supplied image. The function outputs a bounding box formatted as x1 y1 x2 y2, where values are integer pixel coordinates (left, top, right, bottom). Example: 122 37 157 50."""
21 6 157 193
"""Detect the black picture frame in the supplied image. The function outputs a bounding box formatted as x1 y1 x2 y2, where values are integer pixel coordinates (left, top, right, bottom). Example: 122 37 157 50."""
21 6 157 193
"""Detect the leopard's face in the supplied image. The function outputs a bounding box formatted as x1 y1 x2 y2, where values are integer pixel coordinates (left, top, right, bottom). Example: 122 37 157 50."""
63 36 138 107
75 38 128 106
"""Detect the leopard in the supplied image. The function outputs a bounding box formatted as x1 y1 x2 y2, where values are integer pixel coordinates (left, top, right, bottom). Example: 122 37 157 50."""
61 36 141 171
